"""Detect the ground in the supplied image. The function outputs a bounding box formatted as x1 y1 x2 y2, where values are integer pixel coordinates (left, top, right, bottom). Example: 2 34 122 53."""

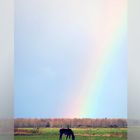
15 128 127 140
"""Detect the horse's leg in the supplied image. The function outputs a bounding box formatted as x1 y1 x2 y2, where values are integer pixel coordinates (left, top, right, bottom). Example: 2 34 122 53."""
66 135 68 140
69 134 71 139
59 133 63 140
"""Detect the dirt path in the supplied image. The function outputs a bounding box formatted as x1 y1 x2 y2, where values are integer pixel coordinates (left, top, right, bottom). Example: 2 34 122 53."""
75 133 126 137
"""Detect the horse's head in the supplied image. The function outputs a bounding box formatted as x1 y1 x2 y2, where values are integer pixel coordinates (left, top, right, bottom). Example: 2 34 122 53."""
72 135 75 140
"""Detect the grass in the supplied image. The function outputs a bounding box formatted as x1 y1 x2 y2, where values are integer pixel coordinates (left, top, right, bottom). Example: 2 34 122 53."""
15 128 127 140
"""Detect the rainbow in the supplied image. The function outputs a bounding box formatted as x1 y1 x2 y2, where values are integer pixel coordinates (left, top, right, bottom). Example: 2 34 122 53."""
66 0 127 118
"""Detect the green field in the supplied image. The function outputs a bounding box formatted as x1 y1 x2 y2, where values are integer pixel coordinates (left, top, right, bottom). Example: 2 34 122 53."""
15 128 127 140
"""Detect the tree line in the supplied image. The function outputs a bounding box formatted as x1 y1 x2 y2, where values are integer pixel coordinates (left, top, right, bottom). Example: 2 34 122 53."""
14 118 127 128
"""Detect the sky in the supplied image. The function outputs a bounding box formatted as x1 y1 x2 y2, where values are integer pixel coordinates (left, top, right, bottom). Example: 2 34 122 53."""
15 0 127 118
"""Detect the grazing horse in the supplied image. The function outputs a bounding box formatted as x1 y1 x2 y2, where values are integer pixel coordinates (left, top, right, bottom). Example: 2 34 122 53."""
59 128 75 140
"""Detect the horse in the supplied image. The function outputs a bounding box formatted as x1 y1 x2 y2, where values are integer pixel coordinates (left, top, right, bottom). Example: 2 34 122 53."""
59 128 75 140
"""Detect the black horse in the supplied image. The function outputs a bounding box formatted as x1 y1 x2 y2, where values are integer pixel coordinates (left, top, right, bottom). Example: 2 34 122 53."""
59 128 75 140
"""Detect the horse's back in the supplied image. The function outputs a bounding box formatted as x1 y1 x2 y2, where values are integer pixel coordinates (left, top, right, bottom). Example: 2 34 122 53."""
59 128 66 132
59 128 73 133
